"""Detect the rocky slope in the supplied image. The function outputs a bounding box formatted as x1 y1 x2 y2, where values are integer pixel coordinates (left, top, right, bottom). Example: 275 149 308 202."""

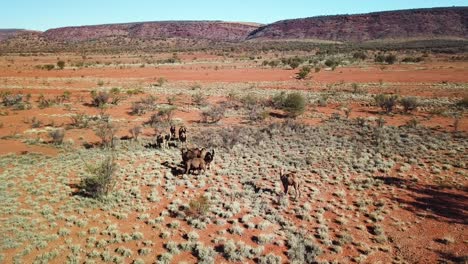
0 29 30 41
247 7 468 42
42 21 261 42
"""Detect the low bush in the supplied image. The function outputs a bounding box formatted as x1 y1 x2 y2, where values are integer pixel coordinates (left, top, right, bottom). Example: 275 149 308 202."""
187 195 211 218
374 94 398 113
201 104 226 123
192 92 208 106
48 128 65 145
296 66 311 80
287 232 322 263
94 120 118 148
90 90 110 107
400 97 419 113
273 92 306 118
80 155 117 198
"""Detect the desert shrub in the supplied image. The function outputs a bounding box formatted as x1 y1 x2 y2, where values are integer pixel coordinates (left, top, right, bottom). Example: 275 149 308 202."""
258 253 282 264
401 56 424 63
280 92 307 118
157 106 176 123
154 77 167 87
324 59 336 67
70 113 90 128
48 128 65 145
38 95 55 109
247 105 268 123
1 93 29 109
109 88 123 105
374 94 398 113
167 94 178 105
42 64 55 71
57 60 65 69
131 95 157 115
400 97 419 113
94 120 118 148
296 66 311 80
126 88 144 95
90 90 110 107
240 94 262 110
353 51 367 60
31 117 42 128
405 118 419 128
455 95 468 108
80 155 117 198
385 54 397 64
289 61 300 69
287 233 322 264
201 104 225 123
129 126 142 140
192 92 208 106
192 243 217 263
187 195 211 218
131 102 147 116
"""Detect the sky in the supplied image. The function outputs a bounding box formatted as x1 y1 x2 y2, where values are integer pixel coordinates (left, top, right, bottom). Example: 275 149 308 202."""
2 0 467 31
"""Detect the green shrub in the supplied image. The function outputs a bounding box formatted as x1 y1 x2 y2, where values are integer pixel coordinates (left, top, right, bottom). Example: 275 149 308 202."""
192 92 208 106
43 64 55 71
374 94 398 113
385 54 397 64
353 51 367 60
57 60 65 70
400 97 419 113
281 92 307 118
80 155 117 198
296 66 311 80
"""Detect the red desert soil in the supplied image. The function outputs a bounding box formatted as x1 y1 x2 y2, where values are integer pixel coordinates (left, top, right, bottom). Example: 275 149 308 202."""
1 62 468 83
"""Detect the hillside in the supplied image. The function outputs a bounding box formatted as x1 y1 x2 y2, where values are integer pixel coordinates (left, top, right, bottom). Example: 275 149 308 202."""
0 29 30 41
42 21 261 42
1 7 467 53
247 7 468 42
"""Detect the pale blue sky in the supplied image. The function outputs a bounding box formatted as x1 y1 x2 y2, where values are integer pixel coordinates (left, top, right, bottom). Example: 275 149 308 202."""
2 0 467 31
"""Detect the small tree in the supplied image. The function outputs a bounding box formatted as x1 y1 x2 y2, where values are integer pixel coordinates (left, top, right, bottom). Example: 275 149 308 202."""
375 94 398 113
296 66 311 80
57 60 65 70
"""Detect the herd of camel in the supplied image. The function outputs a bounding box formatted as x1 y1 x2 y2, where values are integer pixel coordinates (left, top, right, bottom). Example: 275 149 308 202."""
154 125 302 199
